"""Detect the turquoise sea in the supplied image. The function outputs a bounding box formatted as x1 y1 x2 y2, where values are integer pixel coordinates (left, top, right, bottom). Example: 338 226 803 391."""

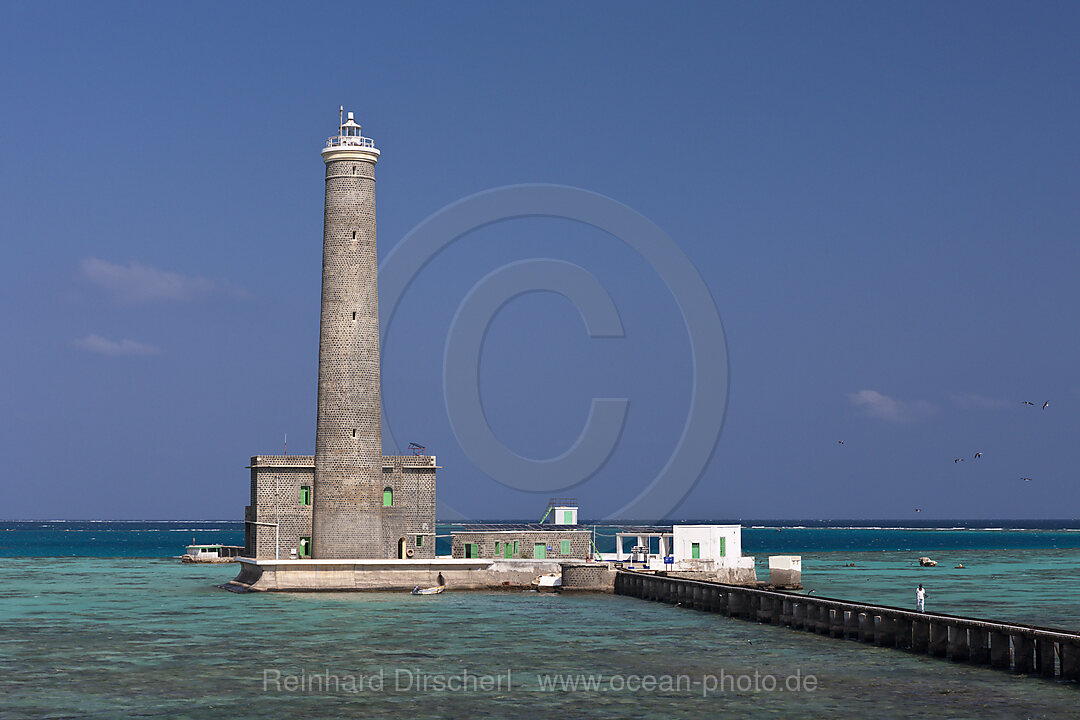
1 521 1078 718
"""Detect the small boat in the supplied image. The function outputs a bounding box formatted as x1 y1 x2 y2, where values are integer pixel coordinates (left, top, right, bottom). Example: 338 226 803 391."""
181 543 245 563
410 585 445 595
531 573 562 592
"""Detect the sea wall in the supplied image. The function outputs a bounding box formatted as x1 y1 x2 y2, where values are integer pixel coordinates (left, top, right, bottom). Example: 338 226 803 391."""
560 562 616 592
222 557 564 592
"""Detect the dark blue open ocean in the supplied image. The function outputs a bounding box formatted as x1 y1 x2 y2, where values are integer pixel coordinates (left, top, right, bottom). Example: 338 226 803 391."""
2 520 1078 718
6 519 1080 558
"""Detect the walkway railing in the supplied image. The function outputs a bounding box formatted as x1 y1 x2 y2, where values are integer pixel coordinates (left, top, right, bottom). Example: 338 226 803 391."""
614 570 1080 682
326 135 376 148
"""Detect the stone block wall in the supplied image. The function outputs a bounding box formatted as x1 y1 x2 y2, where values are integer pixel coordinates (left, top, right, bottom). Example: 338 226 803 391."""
560 562 616 592
245 454 436 560
312 155 385 559
245 455 314 559
451 530 592 560
379 455 437 559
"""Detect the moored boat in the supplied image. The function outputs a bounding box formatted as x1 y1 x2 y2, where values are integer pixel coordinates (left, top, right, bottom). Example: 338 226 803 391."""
182 544 244 563
532 573 562 592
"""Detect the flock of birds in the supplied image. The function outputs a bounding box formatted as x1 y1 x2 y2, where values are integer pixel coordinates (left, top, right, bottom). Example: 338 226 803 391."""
838 399 1051 513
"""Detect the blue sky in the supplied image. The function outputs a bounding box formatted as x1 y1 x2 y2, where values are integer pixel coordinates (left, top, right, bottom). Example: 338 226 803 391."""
1 2 1078 520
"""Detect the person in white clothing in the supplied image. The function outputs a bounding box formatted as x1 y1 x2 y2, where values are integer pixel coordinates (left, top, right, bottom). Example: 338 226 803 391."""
915 584 927 612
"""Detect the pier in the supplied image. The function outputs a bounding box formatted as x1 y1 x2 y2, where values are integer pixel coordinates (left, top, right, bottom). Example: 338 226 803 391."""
614 571 1080 682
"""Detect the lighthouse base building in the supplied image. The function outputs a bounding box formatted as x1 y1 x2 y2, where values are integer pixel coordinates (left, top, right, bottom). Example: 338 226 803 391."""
243 454 437 561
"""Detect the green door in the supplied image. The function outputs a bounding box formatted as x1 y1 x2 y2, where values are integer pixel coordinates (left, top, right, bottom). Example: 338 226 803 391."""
562 510 573 524
691 542 700 559
534 543 546 559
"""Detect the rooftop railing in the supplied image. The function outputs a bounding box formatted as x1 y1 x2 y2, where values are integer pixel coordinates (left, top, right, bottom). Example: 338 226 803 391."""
326 135 376 148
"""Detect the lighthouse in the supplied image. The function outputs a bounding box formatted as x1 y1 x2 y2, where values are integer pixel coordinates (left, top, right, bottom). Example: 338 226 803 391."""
311 111 387 559
239 111 437 564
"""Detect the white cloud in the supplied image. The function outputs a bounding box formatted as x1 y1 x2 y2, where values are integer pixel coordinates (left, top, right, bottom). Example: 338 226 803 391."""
848 389 935 422
951 393 1010 409
74 334 161 357
79 257 244 303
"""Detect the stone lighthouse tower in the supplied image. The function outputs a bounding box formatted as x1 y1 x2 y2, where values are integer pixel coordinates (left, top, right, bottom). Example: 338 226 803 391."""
238 112 436 565
311 111 385 559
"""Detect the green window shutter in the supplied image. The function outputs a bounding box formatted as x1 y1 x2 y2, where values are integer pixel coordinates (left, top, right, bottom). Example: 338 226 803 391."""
416 535 423 547
691 542 700 559
494 541 500 555
382 488 393 507
560 540 570 555
719 537 725 557
562 511 573 524
534 543 546 559
513 540 519 555
300 486 311 505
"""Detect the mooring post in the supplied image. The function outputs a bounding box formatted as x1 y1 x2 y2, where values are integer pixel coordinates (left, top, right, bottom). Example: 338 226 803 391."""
875 615 896 646
824 607 839 636
818 605 833 635
929 622 948 657
969 628 990 665
912 619 930 653
807 604 820 632
1035 637 1057 679
990 630 1011 669
948 625 969 662
792 601 806 629
1013 634 1035 675
728 590 743 618
829 608 845 638
894 616 913 650
842 609 859 640
741 591 755 620
858 611 875 643
762 595 777 624
1061 642 1080 682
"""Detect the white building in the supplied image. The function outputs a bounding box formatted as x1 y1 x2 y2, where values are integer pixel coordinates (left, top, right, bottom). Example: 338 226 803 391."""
607 524 754 577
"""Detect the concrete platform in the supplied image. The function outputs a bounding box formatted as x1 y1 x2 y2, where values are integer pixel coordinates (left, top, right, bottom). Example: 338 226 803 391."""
221 557 567 592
